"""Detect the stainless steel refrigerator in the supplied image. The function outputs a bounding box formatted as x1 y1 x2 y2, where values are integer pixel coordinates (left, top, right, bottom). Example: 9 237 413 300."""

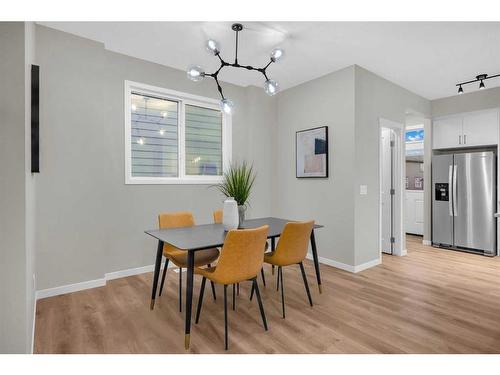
432 151 497 256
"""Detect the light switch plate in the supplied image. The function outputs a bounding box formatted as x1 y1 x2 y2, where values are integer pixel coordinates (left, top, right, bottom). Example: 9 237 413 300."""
360 185 368 195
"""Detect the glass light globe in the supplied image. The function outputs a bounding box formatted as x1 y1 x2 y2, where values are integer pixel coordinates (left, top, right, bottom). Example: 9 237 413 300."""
187 65 205 82
220 98 234 114
270 48 284 62
264 79 279 96
205 39 220 55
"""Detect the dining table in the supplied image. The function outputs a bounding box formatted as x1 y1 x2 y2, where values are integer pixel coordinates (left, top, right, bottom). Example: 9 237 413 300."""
145 216 324 350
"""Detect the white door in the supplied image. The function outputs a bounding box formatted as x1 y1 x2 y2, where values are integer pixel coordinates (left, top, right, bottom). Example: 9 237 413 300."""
462 110 499 147
380 128 394 254
433 117 462 149
405 190 424 235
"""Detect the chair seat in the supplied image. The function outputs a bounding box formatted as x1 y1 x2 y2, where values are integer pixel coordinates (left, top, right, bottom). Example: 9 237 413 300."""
164 247 220 268
264 251 296 267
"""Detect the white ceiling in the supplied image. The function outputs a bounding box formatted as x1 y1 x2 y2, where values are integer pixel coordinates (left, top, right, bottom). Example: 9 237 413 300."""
38 22 500 100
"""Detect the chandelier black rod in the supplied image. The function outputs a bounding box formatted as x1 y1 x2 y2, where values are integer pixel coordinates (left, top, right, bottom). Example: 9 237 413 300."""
456 73 500 87
203 24 275 100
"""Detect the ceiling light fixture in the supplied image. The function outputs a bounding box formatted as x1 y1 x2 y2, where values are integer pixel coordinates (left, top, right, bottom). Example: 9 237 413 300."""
187 23 284 113
456 73 499 94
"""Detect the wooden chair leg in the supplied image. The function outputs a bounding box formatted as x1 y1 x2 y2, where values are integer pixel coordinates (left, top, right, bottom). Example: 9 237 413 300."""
299 262 313 307
179 267 182 313
195 277 207 324
260 268 266 287
279 266 285 318
159 258 169 296
224 284 228 350
253 278 268 331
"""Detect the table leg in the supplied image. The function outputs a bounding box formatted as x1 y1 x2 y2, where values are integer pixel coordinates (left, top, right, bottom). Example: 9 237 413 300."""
271 237 276 275
150 240 163 310
310 230 322 294
184 250 195 350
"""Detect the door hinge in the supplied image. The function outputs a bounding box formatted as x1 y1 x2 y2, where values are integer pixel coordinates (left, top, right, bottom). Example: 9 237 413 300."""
390 237 395 244
390 188 395 195
390 140 395 147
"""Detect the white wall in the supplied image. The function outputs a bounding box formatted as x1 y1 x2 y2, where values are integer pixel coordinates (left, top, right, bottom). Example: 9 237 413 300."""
0 21 36 354
432 87 500 117
34 25 276 290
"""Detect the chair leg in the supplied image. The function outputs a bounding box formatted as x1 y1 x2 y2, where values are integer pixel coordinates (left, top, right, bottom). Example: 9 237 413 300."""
195 277 207 324
237 283 240 296
299 262 313 307
208 263 217 301
232 284 236 311
253 278 268 331
276 266 280 291
249 282 255 301
159 258 169 297
279 266 285 319
224 284 228 350
179 267 182 313
261 268 266 287
272 265 275 275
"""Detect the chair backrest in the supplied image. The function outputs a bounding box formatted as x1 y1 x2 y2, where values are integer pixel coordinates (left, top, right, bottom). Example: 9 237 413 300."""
273 221 315 265
212 225 269 285
213 209 223 224
158 212 195 253
158 211 195 229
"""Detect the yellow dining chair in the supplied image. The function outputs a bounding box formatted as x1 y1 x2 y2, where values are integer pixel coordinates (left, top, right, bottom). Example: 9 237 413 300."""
157 211 219 311
194 225 269 350
255 221 315 319
213 209 268 291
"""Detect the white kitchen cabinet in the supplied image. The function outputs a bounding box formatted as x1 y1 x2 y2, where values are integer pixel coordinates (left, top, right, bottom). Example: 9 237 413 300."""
433 116 463 149
433 109 499 149
462 110 499 147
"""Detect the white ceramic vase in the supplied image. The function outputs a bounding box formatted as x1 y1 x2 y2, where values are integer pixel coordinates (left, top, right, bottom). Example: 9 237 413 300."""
222 197 239 231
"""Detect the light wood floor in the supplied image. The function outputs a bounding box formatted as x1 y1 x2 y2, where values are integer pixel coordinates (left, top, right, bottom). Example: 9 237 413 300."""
34 236 500 353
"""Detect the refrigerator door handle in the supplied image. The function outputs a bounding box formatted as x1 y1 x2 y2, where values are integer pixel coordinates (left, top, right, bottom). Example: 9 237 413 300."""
453 164 458 217
448 165 453 216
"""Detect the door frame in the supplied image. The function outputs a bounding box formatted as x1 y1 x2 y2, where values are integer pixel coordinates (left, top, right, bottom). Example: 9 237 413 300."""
379 118 405 256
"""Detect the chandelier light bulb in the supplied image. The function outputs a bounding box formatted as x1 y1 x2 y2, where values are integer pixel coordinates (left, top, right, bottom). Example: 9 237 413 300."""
205 39 220 55
220 98 234 114
270 48 284 63
264 79 279 96
187 65 205 82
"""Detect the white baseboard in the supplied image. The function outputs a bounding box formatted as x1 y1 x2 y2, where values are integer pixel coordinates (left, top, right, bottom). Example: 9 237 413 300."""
306 253 381 273
422 240 432 246
36 261 168 300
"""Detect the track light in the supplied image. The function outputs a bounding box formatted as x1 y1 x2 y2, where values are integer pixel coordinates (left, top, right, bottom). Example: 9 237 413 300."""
456 73 498 95
458 85 463 94
479 80 485 89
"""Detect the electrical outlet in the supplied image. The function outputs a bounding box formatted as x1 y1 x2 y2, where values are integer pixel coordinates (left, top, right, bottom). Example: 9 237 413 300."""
360 185 368 195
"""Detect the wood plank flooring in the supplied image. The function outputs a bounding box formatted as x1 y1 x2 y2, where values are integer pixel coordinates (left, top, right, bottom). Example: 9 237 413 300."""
34 236 500 353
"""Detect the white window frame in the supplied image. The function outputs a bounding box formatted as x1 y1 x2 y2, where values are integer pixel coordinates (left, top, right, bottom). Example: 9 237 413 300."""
124 80 232 184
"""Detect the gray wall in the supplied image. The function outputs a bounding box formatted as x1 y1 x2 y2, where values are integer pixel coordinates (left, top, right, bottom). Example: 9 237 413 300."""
35 25 276 290
353 66 431 265
274 66 356 266
0 22 36 354
432 86 500 117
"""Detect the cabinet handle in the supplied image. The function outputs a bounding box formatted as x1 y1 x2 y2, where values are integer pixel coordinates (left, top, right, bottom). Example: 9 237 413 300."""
464 134 467 144
459 135 462 144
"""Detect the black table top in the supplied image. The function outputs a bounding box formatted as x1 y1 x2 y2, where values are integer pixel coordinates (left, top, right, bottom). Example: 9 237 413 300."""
145 217 323 251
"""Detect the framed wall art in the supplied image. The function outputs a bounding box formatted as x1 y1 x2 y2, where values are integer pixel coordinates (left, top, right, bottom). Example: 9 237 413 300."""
296 126 329 178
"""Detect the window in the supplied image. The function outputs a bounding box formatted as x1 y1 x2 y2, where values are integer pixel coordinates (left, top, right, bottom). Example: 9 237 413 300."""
125 81 231 184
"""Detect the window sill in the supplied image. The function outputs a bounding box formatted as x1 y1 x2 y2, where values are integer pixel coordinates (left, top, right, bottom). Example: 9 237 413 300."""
125 177 223 185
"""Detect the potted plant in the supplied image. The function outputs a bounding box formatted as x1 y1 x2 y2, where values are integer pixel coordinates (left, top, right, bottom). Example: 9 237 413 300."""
214 161 256 227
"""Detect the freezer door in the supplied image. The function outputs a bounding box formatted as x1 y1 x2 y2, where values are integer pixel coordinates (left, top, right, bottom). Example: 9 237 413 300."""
432 154 454 246
453 152 496 254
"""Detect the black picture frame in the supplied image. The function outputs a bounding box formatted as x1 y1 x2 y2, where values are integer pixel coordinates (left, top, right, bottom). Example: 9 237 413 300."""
295 126 329 178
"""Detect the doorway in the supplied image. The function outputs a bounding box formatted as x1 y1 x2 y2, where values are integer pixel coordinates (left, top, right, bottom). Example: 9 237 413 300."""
379 119 404 256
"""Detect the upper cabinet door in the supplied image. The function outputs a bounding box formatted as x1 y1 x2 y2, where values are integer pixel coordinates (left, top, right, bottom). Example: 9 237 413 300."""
462 110 499 147
433 117 463 149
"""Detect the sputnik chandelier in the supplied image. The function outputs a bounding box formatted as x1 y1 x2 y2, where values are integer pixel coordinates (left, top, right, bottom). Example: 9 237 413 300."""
187 23 284 114
456 73 500 94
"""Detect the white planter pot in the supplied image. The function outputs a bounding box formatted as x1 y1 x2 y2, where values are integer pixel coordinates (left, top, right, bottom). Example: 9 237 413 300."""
223 197 239 231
